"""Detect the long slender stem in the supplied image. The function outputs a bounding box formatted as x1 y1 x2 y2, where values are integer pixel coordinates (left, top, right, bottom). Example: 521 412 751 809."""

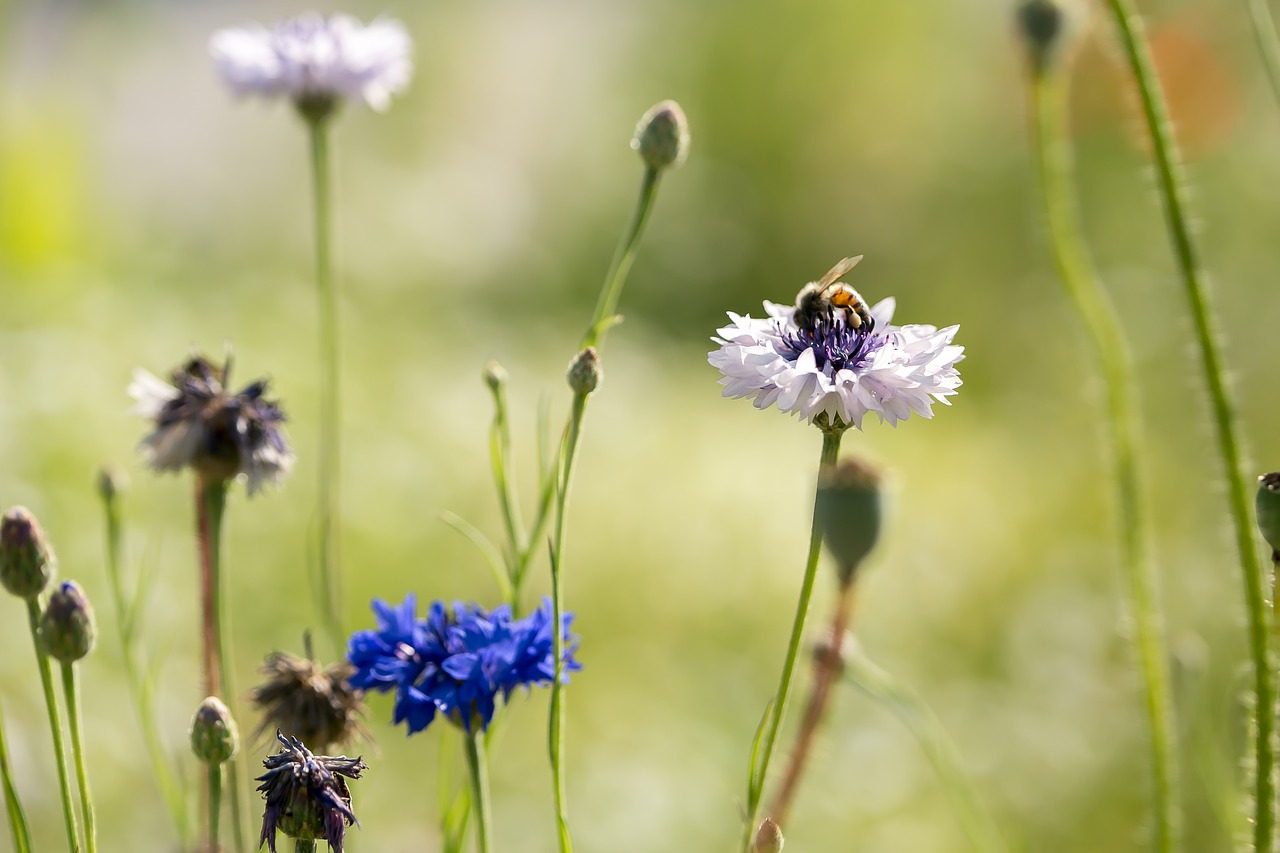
198 477 247 853
844 649 1008 853
1027 71 1179 851
1246 0 1280 110
767 582 856 827
208 764 222 851
0 693 32 853
308 114 344 653
1101 2 1273 847
739 429 843 852
581 167 661 349
61 663 96 853
464 732 495 853
25 597 80 852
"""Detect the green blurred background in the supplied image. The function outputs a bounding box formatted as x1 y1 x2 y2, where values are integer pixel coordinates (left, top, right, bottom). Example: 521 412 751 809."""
0 0 1277 849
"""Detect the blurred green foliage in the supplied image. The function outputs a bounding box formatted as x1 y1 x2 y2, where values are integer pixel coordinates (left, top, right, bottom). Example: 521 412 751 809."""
0 0 1276 850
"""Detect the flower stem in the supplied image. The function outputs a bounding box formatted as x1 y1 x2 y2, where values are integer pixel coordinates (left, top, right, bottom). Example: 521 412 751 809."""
581 166 661 349
1246 0 1280 110
767 581 856 828
0 695 33 853
24 597 80 852
844 648 1008 853
295 840 317 853
208 764 222 851
739 429 843 851
307 113 344 653
1100 1 1272 847
1027 70 1179 851
464 732 495 853
60 663 96 853
197 477 248 853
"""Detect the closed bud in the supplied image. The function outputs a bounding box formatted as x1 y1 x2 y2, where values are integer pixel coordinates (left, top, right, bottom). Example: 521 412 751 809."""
1257 473 1280 560
754 817 785 853
483 360 508 394
191 696 239 765
96 466 127 503
815 458 885 587
0 507 56 599
1015 0 1076 77
632 100 690 170
567 347 601 396
40 580 96 663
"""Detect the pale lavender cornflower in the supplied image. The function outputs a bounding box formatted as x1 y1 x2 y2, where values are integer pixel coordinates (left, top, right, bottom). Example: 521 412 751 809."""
708 259 963 430
210 13 412 113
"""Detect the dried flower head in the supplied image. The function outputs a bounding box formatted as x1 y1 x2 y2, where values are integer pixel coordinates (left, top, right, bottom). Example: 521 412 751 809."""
257 732 366 853
708 257 963 430
251 649 366 751
211 13 413 116
347 595 582 735
129 355 294 495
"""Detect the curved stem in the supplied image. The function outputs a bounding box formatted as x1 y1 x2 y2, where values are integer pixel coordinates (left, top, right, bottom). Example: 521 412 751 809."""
1101 2 1272 847
1027 72 1179 850
308 115 344 652
739 429 843 852
208 763 222 852
0 696 32 853
581 167 661 349
464 732 494 853
25 597 80 852
61 663 96 853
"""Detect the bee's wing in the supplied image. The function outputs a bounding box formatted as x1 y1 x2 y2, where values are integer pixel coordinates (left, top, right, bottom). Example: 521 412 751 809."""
816 255 864 290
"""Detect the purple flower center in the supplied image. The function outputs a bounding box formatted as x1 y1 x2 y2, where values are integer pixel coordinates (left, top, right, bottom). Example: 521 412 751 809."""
777 317 881 372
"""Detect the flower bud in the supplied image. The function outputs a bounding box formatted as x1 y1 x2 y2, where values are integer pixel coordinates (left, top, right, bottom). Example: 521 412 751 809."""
632 100 689 170
39 581 96 663
567 347 601 396
1257 473 1280 560
1015 0 1074 77
754 817 785 853
0 507 56 599
815 458 885 587
483 360 508 394
96 466 128 503
191 696 240 765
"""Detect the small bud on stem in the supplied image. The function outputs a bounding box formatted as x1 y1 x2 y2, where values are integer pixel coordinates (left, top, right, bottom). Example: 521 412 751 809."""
632 100 690 171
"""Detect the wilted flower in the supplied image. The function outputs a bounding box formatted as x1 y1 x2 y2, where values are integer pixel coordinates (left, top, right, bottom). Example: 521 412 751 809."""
251 650 366 751
257 732 365 853
211 13 412 114
129 355 294 495
347 595 581 735
708 258 963 430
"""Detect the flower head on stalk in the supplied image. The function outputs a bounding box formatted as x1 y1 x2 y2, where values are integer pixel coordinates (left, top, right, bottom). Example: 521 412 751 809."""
347 595 581 735
210 13 412 117
129 355 294 495
257 732 366 853
251 648 367 751
708 257 963 430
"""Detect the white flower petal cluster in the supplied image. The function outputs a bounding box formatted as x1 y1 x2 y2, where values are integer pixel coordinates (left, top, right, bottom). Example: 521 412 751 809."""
210 13 412 111
708 297 963 429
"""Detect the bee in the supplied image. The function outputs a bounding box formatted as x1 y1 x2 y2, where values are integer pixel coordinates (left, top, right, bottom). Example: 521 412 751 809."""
791 255 874 332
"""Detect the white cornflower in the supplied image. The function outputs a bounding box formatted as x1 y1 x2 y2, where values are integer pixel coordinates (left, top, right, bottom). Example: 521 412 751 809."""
210 13 412 112
708 262 963 430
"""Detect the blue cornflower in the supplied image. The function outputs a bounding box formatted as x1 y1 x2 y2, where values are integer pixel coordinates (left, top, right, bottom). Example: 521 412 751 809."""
347 595 581 734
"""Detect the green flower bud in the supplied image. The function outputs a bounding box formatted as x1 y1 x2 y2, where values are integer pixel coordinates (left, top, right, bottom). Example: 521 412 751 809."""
483 360 508 394
632 100 690 171
1015 0 1074 77
191 696 239 766
96 466 128 503
567 347 601 396
1257 473 1280 560
39 580 96 663
0 507 56 599
754 817 785 853
815 458 885 587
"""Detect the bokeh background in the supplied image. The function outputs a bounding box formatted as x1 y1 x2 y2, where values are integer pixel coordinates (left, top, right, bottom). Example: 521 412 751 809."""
0 0 1278 850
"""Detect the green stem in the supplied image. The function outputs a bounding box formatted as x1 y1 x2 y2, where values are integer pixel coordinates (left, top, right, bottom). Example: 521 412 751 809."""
198 478 248 853
1027 72 1179 851
208 763 222 851
739 429 843 852
0 696 32 853
464 732 495 853
581 167 662 349
25 597 80 852
844 649 1007 853
61 663 96 853
101 477 189 842
1246 0 1280 110
308 114 344 652
1101 1 1273 847
487 375 528 574
294 840 318 853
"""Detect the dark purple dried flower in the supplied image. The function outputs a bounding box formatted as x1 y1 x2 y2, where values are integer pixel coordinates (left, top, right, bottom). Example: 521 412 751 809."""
250 650 366 752
256 732 366 853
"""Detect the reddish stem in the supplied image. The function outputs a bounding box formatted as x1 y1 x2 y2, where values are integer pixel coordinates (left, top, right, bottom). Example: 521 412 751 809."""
196 477 220 700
